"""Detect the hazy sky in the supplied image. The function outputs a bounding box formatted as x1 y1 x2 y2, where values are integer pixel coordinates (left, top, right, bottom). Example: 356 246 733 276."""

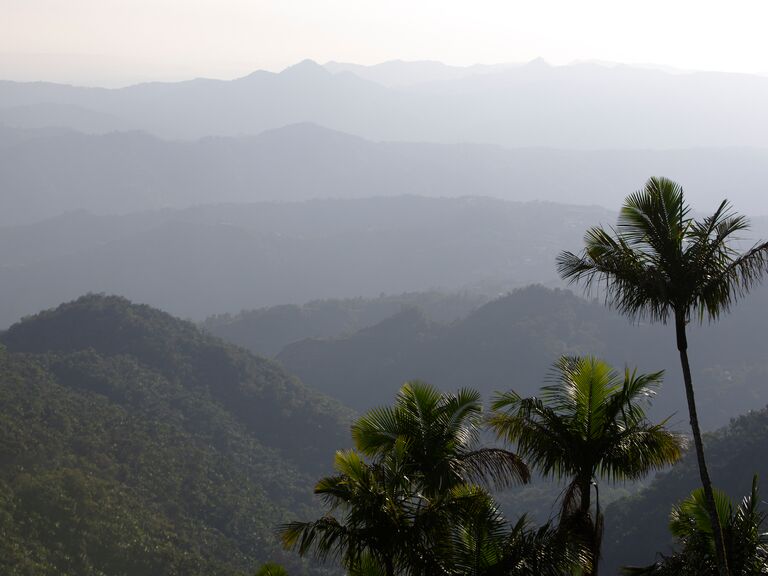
2 0 767 86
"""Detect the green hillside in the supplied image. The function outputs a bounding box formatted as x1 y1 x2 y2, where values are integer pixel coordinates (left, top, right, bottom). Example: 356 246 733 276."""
602 406 768 574
0 295 354 576
276 284 768 430
203 291 486 357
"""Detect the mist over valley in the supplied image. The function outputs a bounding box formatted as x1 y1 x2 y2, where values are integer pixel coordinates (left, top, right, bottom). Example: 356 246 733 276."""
2 47 768 576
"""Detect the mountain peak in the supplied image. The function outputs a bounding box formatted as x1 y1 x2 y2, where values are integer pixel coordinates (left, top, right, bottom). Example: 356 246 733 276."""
1 294 193 357
280 59 329 77
526 57 551 68
255 121 366 146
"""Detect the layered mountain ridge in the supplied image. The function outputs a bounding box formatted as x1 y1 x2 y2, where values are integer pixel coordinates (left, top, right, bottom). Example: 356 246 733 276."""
4 123 768 226
274 284 768 431
3 59 768 149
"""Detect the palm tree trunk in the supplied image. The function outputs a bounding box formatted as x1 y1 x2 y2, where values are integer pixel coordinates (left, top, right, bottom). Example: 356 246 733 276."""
675 312 730 576
384 555 394 576
578 476 598 576
593 481 603 576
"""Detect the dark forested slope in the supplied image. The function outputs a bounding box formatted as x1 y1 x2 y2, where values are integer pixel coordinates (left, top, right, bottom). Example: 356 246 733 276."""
601 407 768 574
277 284 768 430
203 291 487 357
0 295 353 576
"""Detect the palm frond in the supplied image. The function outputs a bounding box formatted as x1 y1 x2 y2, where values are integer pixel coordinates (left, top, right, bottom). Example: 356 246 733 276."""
599 425 686 481
602 367 663 429
279 517 352 564
670 485 733 539
557 228 672 323
559 176 768 326
618 177 688 259
443 387 483 447
697 239 768 320
460 447 530 488
541 356 619 438
488 394 574 479
352 405 404 456
347 552 389 576
559 477 583 520
501 515 590 576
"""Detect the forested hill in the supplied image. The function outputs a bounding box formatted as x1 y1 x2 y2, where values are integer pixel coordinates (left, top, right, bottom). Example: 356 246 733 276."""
0 294 354 576
602 406 768 574
203 291 488 357
276 284 768 431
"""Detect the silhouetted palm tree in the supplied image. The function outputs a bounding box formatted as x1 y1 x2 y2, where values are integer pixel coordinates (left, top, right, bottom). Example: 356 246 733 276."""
279 448 416 576
281 383 575 576
557 177 768 576
489 356 684 576
352 381 530 496
447 495 586 576
281 448 581 576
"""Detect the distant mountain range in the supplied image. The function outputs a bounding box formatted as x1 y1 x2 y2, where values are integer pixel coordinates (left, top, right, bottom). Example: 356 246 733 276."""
323 59 520 87
2 194 766 329
203 291 489 358
2 59 768 149
323 59 707 88
3 123 768 225
0 196 616 327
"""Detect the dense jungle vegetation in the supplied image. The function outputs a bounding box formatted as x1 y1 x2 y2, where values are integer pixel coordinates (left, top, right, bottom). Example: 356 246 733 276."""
0 295 352 575
2 180 768 575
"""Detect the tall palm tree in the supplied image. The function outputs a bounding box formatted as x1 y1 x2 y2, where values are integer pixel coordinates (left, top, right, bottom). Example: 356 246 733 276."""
489 356 684 576
556 177 768 576
352 381 530 496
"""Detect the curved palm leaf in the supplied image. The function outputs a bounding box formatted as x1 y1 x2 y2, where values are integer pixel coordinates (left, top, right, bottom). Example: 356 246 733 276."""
670 486 734 541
